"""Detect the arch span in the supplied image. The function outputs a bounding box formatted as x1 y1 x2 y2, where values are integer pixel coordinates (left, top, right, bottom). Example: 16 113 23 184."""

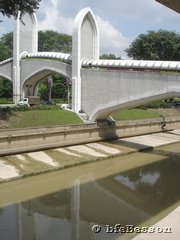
21 59 71 84
90 91 180 121
80 68 180 121
0 73 13 82
21 59 72 96
0 61 13 82
21 66 72 97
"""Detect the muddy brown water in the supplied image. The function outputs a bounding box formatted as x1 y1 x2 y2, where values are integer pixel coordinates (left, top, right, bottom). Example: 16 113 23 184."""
0 144 180 240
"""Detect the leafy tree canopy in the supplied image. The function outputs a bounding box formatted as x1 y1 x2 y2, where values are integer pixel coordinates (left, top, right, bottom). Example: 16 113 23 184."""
38 30 72 53
0 30 72 61
0 79 12 98
0 0 41 19
125 30 180 61
0 32 13 61
100 53 121 59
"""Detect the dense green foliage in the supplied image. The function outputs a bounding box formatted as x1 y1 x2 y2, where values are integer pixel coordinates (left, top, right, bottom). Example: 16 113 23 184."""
100 53 121 59
0 32 13 61
0 31 72 61
0 0 41 19
38 30 72 53
137 99 174 109
126 30 180 61
0 79 13 98
0 32 13 99
37 31 72 101
38 74 71 101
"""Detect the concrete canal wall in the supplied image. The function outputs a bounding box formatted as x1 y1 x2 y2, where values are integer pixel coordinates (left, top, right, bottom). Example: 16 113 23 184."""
0 116 180 156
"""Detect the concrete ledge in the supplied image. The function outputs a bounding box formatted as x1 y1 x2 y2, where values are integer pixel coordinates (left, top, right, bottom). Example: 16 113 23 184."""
132 205 180 240
0 116 180 156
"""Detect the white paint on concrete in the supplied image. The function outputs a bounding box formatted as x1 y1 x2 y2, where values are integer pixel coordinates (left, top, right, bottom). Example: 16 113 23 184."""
132 206 180 240
154 133 180 141
56 148 82 157
121 133 180 147
68 145 107 157
0 161 19 179
87 143 120 154
170 129 180 135
120 136 162 147
149 133 179 143
27 151 59 167
15 154 27 162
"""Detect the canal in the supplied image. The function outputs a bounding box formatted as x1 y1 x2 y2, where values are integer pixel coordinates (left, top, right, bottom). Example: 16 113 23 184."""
0 143 179 240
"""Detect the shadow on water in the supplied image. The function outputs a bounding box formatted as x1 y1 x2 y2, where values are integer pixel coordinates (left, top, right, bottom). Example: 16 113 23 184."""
0 152 179 240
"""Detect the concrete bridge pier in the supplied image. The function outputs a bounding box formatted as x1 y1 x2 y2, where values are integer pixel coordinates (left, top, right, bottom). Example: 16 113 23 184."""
13 12 38 104
72 7 99 114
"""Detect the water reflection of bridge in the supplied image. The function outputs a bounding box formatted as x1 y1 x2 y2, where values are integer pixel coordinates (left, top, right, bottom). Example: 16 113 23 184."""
1 156 179 240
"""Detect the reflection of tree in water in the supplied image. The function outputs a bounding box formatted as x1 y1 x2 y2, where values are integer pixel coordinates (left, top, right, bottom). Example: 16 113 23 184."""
21 188 71 219
116 157 180 210
38 188 71 207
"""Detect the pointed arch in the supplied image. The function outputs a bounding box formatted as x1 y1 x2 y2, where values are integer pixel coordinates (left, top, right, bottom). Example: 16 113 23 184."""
72 7 99 61
0 74 13 82
72 7 100 113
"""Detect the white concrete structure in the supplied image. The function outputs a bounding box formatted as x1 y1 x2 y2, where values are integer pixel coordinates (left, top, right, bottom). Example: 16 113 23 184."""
72 7 99 113
81 59 180 120
13 12 38 104
0 8 180 121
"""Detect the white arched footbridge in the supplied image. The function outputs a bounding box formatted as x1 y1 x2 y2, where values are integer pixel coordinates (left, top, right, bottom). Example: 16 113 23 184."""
0 7 179 121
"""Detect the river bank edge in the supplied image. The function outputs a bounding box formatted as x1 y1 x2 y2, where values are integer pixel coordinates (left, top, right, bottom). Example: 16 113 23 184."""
0 116 180 157
0 128 180 184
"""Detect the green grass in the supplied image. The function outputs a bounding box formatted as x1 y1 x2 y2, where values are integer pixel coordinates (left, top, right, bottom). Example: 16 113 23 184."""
0 106 166 129
0 98 13 104
8 109 83 128
112 108 161 121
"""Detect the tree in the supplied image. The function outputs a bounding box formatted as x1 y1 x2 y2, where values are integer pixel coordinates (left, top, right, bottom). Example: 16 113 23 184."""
0 0 41 20
38 75 71 102
0 31 72 61
100 53 121 60
0 32 13 61
125 30 180 61
38 30 72 53
37 31 72 101
0 79 13 98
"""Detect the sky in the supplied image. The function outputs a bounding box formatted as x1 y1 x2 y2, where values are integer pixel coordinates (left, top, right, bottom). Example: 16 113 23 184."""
0 0 179 58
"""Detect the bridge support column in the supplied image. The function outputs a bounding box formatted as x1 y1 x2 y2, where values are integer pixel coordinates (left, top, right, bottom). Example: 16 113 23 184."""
72 77 82 113
13 12 38 104
72 7 99 114
13 12 21 104
13 66 21 104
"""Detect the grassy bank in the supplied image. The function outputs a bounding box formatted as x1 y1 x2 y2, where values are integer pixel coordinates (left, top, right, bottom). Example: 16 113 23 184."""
1 105 180 129
112 108 161 120
7 109 83 128
0 98 13 104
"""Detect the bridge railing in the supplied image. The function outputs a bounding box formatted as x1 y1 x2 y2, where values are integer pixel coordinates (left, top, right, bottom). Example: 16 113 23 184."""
82 59 180 71
21 52 72 63
0 58 13 66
